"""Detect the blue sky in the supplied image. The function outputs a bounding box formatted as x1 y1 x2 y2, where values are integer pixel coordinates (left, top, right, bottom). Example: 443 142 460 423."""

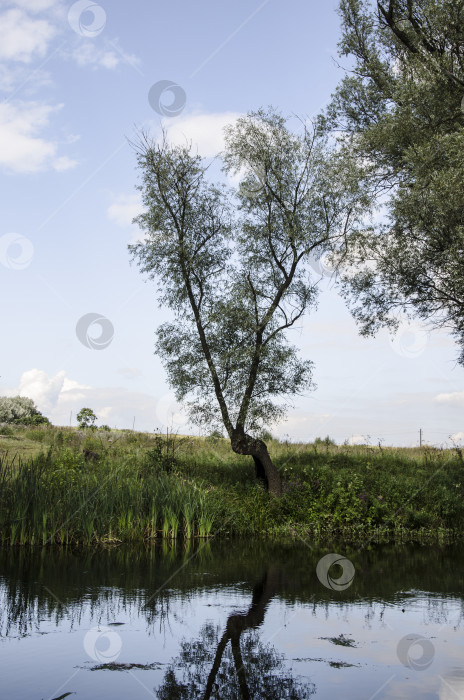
0 0 462 446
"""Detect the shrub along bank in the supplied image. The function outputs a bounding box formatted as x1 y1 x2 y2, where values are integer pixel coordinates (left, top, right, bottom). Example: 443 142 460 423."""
0 424 463 545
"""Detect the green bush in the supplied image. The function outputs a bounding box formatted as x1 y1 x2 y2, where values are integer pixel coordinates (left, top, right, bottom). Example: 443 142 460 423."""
143 435 176 474
314 435 336 447
13 414 50 426
258 429 275 443
24 427 51 442
0 396 49 425
0 427 463 544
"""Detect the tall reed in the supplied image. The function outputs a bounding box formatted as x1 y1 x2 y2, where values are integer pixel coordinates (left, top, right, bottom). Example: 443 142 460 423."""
1 424 463 544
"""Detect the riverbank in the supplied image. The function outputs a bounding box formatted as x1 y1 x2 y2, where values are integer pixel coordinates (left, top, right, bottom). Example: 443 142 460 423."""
0 424 462 545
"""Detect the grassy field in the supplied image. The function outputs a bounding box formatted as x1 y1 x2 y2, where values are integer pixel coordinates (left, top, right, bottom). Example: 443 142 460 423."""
0 423 463 545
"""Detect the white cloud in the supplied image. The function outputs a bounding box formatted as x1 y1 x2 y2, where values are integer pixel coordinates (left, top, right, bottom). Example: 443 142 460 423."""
12 0 60 12
0 8 56 63
97 406 113 421
4 368 67 414
56 384 158 431
4 369 92 417
164 112 241 157
434 391 464 407
53 155 77 171
0 101 78 173
450 431 464 443
62 376 90 393
69 42 140 71
0 4 139 96
107 193 143 228
100 51 119 69
3 369 160 431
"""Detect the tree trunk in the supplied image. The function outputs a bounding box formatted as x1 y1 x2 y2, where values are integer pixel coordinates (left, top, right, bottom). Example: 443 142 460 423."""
230 429 282 496
203 566 283 699
252 456 268 488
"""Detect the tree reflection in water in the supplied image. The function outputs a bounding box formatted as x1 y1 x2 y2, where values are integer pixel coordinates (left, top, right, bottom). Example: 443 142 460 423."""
2 542 464 699
157 565 315 699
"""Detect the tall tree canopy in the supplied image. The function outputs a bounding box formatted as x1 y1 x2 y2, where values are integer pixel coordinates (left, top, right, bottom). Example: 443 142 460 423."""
129 108 368 495
326 0 464 363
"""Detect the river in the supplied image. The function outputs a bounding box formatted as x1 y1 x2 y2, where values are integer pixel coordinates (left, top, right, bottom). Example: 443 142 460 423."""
1 539 463 699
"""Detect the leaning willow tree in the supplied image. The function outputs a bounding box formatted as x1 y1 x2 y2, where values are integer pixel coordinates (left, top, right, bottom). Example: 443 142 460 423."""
129 108 369 495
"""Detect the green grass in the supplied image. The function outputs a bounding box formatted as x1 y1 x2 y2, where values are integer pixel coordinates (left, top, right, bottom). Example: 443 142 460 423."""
0 424 463 545
0 424 48 461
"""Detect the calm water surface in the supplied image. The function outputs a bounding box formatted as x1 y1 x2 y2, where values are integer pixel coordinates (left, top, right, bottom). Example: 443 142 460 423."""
1 540 464 699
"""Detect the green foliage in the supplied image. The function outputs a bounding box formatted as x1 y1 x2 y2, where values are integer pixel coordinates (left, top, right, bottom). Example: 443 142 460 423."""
24 428 48 442
54 430 64 447
314 435 336 447
129 109 368 439
76 407 97 430
143 434 176 474
0 436 218 546
14 414 50 426
327 0 464 363
0 396 49 425
0 425 463 544
258 429 275 443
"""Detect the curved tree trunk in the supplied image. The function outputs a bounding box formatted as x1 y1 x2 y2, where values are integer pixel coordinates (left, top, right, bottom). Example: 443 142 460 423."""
252 456 268 488
230 429 282 496
203 566 282 700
